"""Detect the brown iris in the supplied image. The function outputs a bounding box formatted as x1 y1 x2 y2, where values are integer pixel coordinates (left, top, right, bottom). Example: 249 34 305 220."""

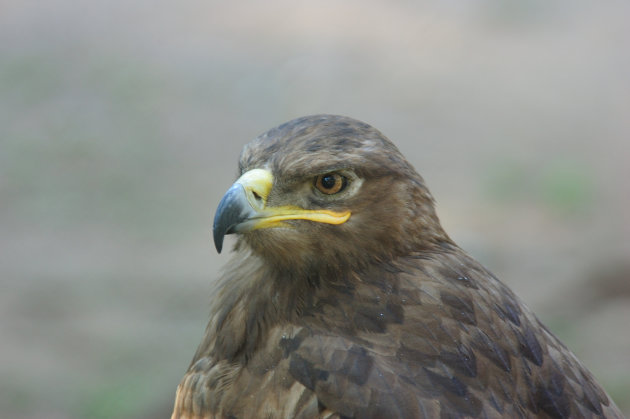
315 173 347 194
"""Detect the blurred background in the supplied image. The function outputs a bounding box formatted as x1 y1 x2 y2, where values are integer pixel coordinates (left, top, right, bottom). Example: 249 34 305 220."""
1 1 629 417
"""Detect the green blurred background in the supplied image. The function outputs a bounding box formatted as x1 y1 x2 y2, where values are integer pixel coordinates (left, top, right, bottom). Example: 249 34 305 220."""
1 1 629 417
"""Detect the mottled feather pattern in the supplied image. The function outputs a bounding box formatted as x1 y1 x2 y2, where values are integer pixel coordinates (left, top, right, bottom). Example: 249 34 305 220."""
172 115 622 418
174 246 621 418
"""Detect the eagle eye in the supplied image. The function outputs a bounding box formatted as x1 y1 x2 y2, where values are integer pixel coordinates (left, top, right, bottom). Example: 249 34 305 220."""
315 173 347 195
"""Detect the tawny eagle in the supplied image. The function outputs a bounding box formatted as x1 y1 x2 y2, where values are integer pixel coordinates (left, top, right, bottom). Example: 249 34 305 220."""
172 115 622 418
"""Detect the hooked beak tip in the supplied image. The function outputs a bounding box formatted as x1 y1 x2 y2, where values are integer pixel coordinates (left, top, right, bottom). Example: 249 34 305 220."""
212 182 252 254
213 231 224 253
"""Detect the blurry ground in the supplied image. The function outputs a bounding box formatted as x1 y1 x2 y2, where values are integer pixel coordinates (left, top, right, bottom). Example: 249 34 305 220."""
1 1 629 417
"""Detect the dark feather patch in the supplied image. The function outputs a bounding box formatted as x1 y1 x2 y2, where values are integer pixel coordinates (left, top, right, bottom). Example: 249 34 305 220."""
440 291 477 326
353 305 387 333
279 332 305 358
535 385 570 419
472 330 512 373
515 327 544 367
488 391 504 414
424 368 467 397
385 301 404 324
440 344 477 378
502 299 522 326
339 346 374 386
289 353 329 391
424 368 483 417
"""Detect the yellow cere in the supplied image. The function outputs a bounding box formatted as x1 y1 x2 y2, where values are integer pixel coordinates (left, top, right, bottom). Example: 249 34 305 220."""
236 168 274 209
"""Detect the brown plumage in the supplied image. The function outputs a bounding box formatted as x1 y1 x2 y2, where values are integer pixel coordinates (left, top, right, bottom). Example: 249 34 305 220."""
172 115 622 418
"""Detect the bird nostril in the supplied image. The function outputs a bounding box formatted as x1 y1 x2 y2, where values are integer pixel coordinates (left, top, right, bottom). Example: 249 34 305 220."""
252 191 263 202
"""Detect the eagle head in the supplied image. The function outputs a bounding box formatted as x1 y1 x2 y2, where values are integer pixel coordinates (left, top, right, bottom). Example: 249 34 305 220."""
213 115 449 273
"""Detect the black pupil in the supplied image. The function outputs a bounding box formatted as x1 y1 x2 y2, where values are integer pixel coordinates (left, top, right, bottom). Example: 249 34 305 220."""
321 174 336 189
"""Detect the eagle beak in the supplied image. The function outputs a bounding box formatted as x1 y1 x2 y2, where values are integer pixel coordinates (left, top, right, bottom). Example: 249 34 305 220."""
212 168 351 253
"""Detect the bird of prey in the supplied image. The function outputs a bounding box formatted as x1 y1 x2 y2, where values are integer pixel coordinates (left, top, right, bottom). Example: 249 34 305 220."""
172 115 622 418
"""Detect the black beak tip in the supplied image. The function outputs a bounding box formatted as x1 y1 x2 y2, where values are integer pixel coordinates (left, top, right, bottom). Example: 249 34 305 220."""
214 235 223 253
213 223 225 254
